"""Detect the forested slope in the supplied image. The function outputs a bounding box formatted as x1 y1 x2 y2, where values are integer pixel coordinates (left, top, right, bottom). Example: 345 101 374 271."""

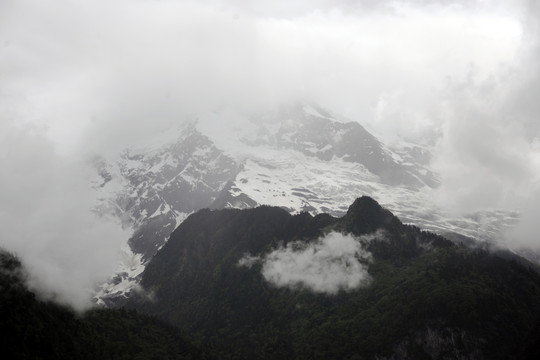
127 197 540 359
0 250 210 360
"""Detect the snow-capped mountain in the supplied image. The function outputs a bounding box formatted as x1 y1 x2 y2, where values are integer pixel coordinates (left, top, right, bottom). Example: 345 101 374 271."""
207 104 517 240
93 123 241 304
212 103 438 211
243 103 439 188
93 103 519 305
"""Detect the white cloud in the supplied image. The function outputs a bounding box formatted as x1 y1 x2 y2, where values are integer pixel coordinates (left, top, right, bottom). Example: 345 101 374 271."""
0 0 525 153
0 120 128 311
426 0 540 250
505 188 540 249
239 231 373 294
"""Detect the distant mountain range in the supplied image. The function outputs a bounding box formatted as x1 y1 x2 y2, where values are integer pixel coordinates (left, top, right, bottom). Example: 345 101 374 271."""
92 102 520 304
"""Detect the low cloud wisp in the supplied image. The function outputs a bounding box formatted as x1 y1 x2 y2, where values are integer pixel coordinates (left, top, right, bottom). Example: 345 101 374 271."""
0 121 128 311
239 231 373 294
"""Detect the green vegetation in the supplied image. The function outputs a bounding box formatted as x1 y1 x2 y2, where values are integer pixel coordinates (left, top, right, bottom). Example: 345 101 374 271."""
0 251 209 360
126 197 540 359
4 196 540 359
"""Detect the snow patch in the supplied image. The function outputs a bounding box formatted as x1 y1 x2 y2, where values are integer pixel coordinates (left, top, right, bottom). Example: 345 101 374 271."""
94 244 146 305
302 104 343 123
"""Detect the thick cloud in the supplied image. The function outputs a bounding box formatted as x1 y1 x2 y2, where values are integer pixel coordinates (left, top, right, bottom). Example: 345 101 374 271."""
0 0 525 153
239 232 373 294
0 120 128 311
427 1 540 250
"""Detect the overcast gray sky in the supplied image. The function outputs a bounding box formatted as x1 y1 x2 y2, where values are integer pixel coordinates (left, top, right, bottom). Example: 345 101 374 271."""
1 0 539 309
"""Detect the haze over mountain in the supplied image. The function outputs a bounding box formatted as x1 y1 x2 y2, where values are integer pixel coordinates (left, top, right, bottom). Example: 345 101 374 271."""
1 0 540 310
92 102 525 304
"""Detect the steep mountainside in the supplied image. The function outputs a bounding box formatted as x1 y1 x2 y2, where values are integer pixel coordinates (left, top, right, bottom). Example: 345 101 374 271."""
93 124 241 304
95 123 241 258
209 104 516 240
242 103 439 187
125 197 540 359
0 250 210 360
94 104 520 305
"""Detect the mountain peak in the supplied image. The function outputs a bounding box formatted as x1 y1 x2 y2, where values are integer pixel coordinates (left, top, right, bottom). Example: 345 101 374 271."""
348 196 382 212
342 196 401 234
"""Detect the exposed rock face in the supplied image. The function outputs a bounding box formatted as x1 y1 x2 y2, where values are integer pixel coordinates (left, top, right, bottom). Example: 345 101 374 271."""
94 124 241 303
96 123 241 259
242 103 439 188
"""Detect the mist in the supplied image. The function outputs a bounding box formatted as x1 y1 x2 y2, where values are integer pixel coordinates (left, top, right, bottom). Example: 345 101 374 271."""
0 120 128 310
1 0 526 152
239 231 373 294
1 0 540 308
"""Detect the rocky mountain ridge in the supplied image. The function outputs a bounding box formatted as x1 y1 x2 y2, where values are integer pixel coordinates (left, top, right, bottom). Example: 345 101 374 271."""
92 103 519 305
93 123 241 304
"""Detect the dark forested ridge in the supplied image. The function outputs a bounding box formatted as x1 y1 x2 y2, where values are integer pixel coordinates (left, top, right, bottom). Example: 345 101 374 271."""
0 251 210 360
4 196 540 359
125 196 540 359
